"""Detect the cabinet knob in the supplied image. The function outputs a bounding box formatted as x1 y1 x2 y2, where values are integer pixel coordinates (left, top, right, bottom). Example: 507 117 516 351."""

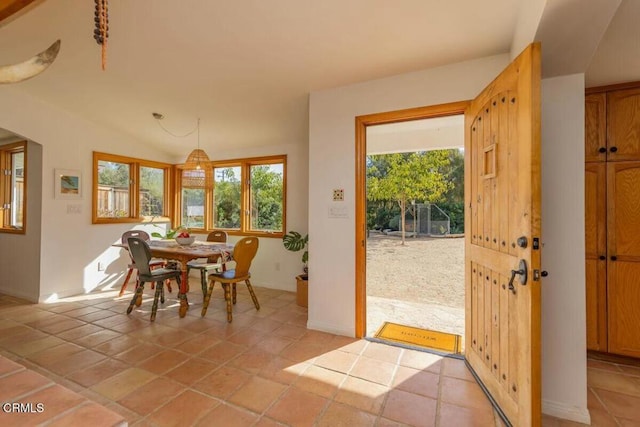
610 146 618 153
611 255 618 261
598 147 607 153
599 255 606 260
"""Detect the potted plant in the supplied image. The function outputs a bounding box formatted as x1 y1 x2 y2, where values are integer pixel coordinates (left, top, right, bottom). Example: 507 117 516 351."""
283 231 308 307
151 224 187 240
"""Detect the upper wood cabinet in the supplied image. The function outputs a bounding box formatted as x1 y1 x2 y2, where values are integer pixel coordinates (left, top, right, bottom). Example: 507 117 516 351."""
608 88 640 161
585 93 607 162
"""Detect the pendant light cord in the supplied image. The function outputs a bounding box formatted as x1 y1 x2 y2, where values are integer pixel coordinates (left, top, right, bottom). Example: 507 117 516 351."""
154 118 199 138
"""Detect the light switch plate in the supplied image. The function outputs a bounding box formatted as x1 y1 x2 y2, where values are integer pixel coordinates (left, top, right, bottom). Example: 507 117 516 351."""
333 189 344 201
328 206 348 218
67 204 82 214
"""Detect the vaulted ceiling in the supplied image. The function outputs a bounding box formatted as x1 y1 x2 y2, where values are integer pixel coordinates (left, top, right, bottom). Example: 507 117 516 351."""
0 1 635 157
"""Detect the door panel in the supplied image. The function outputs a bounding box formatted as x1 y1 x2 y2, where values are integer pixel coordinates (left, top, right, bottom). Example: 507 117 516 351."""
585 93 607 162
464 43 541 426
585 163 607 351
608 161 640 357
608 88 640 161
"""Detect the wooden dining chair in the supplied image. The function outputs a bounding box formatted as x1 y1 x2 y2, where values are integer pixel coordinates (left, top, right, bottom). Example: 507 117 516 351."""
186 230 229 299
126 237 182 321
201 236 259 322
118 230 171 296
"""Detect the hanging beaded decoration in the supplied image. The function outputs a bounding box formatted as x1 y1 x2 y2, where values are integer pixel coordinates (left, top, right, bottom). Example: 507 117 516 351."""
93 0 109 70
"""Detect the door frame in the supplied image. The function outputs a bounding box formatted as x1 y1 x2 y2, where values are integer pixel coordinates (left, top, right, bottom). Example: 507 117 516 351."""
355 100 470 338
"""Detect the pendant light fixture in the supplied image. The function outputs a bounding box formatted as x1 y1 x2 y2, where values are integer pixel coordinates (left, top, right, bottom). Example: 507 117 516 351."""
152 113 210 169
184 118 210 170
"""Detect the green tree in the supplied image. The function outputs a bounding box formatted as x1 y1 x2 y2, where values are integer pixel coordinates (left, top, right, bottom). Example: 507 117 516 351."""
140 167 164 216
97 161 129 187
367 151 451 244
442 149 464 204
214 168 241 228
437 148 465 233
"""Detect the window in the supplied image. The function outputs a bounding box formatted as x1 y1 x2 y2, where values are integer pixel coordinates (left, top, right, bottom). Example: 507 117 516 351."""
180 168 207 229
0 141 26 233
177 155 286 237
140 166 166 217
249 162 284 233
93 152 172 223
213 165 241 229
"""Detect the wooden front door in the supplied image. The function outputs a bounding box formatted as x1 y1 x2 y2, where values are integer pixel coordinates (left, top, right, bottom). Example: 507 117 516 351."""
464 43 541 426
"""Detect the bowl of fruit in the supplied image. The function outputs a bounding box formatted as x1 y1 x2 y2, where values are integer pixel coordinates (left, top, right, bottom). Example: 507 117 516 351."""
175 231 195 246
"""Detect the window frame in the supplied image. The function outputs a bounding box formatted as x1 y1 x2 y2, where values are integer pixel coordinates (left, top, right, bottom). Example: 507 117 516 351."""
176 154 287 238
92 152 173 224
0 141 27 234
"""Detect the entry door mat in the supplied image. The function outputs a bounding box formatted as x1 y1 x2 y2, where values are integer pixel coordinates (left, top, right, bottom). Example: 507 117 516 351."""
374 322 461 354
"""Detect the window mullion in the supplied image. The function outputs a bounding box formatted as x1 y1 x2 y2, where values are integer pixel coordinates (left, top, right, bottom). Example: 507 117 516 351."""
242 163 249 233
0 151 8 227
131 162 139 218
205 167 213 230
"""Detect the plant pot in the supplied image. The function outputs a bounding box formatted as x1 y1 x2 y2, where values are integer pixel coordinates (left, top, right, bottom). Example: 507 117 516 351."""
296 274 308 308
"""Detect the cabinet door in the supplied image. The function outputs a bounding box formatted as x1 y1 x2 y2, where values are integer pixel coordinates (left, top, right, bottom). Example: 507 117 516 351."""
585 163 607 351
585 93 607 162
608 88 640 161
607 161 640 357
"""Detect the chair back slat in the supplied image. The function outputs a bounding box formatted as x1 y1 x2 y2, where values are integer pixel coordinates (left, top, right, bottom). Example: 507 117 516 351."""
121 230 151 244
207 230 228 243
127 237 153 276
233 237 259 277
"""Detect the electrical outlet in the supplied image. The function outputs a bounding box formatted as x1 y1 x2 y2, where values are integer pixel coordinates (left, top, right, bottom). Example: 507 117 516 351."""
333 189 344 201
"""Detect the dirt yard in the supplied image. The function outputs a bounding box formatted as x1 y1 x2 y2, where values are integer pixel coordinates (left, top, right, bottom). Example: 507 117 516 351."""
366 232 464 308
365 232 465 338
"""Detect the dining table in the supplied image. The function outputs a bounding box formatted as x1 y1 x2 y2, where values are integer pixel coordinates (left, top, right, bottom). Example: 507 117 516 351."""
114 239 234 317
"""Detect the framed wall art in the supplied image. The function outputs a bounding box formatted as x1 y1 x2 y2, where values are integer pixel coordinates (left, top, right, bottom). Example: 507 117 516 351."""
54 169 82 199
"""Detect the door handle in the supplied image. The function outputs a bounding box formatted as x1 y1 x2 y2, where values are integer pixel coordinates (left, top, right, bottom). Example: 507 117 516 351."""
508 259 528 294
610 146 618 153
598 147 606 153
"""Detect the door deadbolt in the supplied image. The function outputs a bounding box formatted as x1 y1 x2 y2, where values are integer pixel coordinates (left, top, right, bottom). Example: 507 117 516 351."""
517 236 528 248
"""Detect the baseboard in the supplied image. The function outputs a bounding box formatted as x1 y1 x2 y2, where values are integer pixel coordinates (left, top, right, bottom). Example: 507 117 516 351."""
306 319 354 338
543 399 591 424
0 287 37 303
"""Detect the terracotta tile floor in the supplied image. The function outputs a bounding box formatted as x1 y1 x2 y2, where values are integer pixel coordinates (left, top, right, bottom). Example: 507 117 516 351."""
0 282 637 426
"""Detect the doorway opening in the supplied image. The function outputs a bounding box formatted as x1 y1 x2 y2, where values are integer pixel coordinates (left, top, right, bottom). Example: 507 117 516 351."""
364 115 465 350
354 101 469 340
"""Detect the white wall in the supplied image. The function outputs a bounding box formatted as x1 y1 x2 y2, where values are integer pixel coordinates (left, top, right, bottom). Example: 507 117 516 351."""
510 0 547 59
540 74 589 424
0 86 307 301
0 140 42 301
308 53 509 335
